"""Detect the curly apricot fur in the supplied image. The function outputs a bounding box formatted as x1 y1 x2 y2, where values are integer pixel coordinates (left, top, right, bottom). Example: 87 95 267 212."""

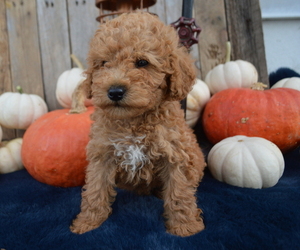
70 12 206 237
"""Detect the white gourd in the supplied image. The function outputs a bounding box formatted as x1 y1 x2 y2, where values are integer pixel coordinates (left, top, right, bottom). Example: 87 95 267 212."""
0 88 48 129
208 135 284 189
0 138 23 174
186 78 211 127
56 54 92 109
205 60 258 95
271 77 300 91
56 68 86 108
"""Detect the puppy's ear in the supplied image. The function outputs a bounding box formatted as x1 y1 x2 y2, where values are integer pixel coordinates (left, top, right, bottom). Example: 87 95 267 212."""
165 47 196 101
70 69 93 113
81 69 93 99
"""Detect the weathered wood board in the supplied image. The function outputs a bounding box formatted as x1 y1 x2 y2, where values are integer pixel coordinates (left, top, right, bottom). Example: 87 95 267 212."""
67 0 99 69
37 0 71 111
0 1 15 140
224 0 268 84
194 0 228 79
5 0 44 96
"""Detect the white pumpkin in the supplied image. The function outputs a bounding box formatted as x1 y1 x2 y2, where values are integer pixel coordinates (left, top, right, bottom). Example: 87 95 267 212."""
0 88 48 129
207 135 284 189
56 54 92 109
271 77 300 91
0 138 23 174
205 60 258 94
186 78 211 127
56 68 86 108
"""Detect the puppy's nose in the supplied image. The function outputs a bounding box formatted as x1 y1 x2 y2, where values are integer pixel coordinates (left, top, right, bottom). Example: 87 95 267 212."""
108 86 126 101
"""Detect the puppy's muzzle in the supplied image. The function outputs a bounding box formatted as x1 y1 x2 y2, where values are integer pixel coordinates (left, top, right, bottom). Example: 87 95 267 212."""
108 86 126 102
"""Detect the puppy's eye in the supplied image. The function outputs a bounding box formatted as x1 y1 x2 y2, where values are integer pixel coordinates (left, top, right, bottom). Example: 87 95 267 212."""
93 60 107 69
136 59 149 68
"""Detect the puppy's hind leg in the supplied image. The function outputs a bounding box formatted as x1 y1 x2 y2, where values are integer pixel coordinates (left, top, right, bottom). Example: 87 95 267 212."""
70 161 117 234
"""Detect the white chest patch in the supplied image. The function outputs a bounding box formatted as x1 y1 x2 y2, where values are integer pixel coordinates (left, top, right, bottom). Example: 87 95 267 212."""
110 135 150 172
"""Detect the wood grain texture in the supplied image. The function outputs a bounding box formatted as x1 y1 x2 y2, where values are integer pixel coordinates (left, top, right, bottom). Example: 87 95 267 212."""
194 0 228 79
190 8 201 77
149 0 167 24
224 0 269 85
0 1 15 140
5 0 44 96
164 0 182 24
0 1 12 94
37 0 71 110
67 0 99 69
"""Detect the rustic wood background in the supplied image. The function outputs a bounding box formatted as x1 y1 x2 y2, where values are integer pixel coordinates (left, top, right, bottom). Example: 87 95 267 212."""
0 0 267 140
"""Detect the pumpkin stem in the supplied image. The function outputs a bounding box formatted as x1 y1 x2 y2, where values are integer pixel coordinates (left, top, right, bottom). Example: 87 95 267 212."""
69 80 87 114
16 86 23 94
250 82 268 90
70 54 84 70
225 41 231 63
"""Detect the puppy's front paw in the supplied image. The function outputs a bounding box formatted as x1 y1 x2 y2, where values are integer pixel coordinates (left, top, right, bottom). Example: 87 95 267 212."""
167 218 205 237
70 219 100 234
70 214 106 234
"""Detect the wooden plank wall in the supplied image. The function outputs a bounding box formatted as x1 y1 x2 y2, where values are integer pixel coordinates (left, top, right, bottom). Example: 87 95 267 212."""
0 0 267 140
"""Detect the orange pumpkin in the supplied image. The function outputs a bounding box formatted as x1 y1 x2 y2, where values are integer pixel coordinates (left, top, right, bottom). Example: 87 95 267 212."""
22 106 94 187
202 84 300 152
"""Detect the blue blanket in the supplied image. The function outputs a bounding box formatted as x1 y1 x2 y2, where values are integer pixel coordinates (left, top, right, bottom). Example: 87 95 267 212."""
1 146 300 250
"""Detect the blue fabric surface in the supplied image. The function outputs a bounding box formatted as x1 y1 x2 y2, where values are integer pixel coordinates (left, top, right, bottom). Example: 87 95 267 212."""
269 67 300 87
1 147 300 250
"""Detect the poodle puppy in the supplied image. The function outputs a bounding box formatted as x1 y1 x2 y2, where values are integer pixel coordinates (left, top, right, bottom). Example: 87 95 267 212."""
70 12 206 237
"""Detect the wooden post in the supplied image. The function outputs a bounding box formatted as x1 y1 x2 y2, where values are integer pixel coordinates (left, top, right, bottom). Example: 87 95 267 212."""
5 0 44 96
225 0 268 85
67 0 99 69
0 1 15 140
0 1 12 94
37 0 71 111
194 0 228 79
